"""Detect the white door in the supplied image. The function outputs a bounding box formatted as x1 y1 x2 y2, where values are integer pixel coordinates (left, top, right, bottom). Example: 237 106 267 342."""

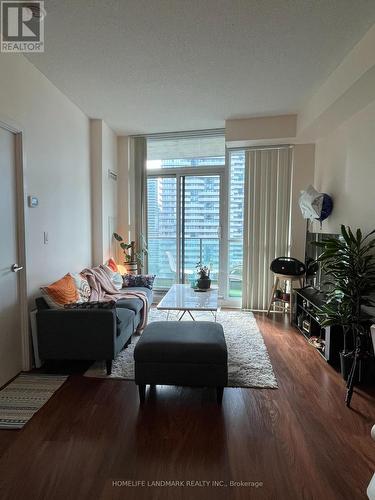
0 127 23 387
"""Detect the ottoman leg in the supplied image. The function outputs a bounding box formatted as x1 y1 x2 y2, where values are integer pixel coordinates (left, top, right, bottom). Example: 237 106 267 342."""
216 387 224 405
138 384 146 403
106 360 112 375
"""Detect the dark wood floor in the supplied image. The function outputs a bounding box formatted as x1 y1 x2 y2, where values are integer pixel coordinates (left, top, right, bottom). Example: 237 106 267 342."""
0 313 374 500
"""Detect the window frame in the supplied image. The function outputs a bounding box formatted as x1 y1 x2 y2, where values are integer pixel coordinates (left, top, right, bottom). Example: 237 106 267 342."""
146 165 226 295
145 132 243 307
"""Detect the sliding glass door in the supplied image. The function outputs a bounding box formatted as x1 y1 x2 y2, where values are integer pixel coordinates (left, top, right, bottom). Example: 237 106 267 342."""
147 173 222 289
147 176 177 289
180 175 221 287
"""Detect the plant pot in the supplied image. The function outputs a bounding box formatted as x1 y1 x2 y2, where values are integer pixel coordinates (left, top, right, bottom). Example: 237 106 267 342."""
125 261 138 275
340 351 354 381
197 277 211 290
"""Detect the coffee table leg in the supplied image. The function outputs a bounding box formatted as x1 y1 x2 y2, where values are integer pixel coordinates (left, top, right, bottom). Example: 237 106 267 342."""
187 310 195 321
178 310 186 321
210 310 217 322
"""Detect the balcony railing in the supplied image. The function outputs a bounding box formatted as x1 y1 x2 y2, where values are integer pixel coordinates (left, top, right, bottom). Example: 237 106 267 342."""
147 236 243 297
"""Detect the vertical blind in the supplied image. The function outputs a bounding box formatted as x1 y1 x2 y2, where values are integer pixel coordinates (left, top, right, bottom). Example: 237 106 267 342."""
130 136 148 267
242 147 292 310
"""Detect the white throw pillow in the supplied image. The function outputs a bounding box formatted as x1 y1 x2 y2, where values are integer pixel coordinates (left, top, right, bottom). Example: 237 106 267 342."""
104 265 123 290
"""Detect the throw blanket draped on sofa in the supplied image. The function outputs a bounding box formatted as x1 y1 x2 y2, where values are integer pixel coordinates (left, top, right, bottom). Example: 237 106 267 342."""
82 265 148 331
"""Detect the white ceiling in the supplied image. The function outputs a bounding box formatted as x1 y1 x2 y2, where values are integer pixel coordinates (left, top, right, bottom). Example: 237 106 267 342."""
27 0 375 135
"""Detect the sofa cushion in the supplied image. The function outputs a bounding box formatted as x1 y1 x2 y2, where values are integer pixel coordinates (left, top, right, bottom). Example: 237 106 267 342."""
41 274 79 309
104 265 123 290
107 258 118 273
116 287 153 314
70 273 91 302
134 321 227 364
116 307 135 337
116 297 144 314
127 286 153 303
123 274 155 290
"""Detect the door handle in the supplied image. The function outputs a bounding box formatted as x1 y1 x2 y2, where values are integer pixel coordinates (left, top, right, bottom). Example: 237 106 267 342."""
11 264 24 273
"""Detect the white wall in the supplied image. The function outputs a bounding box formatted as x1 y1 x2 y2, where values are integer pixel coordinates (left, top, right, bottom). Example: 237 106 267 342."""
90 120 103 266
226 114 297 147
102 122 118 262
290 144 315 261
90 119 118 265
313 99 375 235
298 23 375 141
117 136 130 245
0 54 91 299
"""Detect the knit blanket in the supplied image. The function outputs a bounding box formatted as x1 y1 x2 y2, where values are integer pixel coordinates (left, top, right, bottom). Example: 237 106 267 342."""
82 265 148 332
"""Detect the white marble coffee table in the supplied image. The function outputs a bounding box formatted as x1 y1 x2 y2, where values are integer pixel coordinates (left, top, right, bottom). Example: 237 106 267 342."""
157 284 219 321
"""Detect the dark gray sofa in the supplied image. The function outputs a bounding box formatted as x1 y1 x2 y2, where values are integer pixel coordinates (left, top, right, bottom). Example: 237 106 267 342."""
36 286 153 374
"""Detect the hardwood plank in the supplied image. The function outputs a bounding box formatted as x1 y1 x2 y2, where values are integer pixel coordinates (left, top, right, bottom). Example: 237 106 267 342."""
0 313 373 500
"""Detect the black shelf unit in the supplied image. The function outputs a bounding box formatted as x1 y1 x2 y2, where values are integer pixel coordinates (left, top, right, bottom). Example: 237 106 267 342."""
293 287 343 364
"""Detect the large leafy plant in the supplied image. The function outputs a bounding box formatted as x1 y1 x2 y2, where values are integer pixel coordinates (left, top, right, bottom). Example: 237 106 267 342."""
113 233 148 269
314 225 375 354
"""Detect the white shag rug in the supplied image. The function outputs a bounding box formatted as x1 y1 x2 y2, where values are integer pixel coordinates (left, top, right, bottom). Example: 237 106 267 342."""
84 309 278 389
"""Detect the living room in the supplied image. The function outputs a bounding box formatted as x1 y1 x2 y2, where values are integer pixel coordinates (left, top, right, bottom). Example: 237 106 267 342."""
0 1 375 499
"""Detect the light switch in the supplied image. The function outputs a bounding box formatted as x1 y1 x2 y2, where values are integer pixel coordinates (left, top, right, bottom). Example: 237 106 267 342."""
28 196 39 207
44 232 48 244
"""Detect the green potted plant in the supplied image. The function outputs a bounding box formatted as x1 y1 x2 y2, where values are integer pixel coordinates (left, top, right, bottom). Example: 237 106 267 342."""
195 262 211 290
113 233 148 273
314 225 375 379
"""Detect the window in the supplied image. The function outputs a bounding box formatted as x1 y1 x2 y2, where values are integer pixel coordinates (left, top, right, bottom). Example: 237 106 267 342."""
146 133 224 291
146 133 245 301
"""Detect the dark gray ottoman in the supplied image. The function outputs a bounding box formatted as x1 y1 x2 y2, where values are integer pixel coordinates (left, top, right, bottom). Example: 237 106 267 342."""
134 321 228 404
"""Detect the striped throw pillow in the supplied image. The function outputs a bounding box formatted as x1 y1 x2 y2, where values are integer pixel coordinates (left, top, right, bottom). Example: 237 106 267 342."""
70 273 91 303
41 274 80 309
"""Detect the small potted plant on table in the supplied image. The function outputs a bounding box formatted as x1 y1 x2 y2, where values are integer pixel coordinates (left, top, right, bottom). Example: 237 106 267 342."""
195 262 211 290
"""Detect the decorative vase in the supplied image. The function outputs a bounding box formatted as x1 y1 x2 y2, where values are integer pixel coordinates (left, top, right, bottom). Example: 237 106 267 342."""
197 277 211 290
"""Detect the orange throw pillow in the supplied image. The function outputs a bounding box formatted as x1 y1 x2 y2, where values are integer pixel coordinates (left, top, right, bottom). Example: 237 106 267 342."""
107 258 118 273
41 274 79 309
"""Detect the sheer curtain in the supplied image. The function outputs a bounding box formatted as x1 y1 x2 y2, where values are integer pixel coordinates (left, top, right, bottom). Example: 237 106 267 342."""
129 136 148 268
242 147 292 310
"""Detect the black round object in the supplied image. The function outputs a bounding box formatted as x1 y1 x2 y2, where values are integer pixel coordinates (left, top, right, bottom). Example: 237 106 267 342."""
270 257 306 276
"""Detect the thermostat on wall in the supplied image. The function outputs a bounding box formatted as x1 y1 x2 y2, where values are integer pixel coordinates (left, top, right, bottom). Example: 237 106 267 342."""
28 196 39 208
